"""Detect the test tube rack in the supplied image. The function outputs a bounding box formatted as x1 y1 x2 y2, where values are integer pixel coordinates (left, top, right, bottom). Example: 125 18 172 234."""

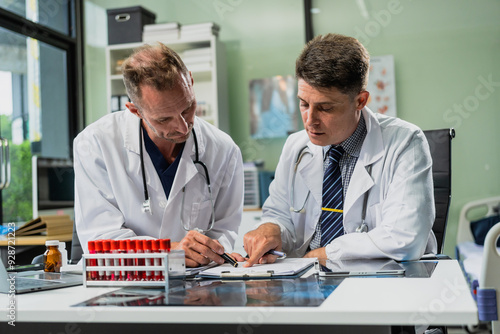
82 250 185 287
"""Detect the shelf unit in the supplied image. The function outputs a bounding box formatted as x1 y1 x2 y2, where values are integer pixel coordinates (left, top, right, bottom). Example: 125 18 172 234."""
105 35 229 132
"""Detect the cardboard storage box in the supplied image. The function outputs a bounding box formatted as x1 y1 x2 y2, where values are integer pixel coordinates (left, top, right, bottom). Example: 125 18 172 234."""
107 6 156 45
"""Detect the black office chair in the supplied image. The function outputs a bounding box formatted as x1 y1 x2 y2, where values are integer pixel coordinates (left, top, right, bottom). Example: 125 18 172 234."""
70 221 83 263
416 129 455 334
423 128 455 254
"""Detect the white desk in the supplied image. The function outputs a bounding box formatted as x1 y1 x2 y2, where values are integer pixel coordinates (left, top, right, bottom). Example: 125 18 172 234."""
0 260 478 334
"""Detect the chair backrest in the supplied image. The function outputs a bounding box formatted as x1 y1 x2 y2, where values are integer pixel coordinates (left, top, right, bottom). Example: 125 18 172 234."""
70 221 83 263
423 128 455 254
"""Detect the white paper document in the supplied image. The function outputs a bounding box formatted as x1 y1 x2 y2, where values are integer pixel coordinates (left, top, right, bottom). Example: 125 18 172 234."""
198 258 317 278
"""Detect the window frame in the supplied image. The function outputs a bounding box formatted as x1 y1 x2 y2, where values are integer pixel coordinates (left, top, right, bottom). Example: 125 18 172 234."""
0 1 85 147
0 1 84 223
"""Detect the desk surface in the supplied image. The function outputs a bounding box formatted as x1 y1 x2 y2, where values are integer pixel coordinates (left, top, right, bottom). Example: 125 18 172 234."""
0 260 477 327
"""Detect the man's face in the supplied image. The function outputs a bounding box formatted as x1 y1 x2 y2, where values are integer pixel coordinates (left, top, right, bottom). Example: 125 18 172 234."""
297 79 367 146
130 73 197 144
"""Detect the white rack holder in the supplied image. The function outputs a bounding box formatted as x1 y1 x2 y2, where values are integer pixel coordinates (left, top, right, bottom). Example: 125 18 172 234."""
82 250 185 288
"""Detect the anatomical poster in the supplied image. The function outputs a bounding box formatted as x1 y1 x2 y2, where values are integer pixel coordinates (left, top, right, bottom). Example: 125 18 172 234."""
366 55 397 117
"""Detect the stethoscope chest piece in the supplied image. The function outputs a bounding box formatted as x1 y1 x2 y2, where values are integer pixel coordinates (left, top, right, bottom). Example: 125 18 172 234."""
142 198 152 215
355 222 368 233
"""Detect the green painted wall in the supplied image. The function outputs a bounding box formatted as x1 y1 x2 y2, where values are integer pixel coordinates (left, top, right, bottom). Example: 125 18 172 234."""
84 0 500 257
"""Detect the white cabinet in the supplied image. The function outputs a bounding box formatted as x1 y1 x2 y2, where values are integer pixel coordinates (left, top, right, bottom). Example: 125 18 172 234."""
105 35 229 132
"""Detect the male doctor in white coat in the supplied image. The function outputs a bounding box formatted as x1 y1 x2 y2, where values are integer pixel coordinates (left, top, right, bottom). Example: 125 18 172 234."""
242 34 437 267
74 43 244 267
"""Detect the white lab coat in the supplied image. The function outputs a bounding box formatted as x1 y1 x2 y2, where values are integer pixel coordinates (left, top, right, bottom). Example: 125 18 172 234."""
74 111 244 253
261 108 437 261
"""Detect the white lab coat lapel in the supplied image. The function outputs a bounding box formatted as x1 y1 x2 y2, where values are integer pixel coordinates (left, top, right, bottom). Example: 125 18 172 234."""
297 142 324 209
167 120 202 202
343 108 384 215
123 112 162 195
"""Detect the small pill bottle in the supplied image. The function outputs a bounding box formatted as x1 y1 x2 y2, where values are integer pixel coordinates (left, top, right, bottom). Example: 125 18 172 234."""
44 240 62 273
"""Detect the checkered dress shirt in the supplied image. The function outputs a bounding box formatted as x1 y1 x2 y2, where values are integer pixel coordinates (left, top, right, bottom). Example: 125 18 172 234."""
309 115 367 250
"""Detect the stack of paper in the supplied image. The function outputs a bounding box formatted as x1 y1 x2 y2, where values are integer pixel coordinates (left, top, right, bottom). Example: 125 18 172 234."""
180 22 220 39
143 22 180 43
182 47 212 71
15 215 73 237
198 258 317 279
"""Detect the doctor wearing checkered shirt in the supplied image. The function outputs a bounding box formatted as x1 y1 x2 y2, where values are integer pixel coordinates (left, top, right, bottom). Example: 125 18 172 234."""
239 34 437 267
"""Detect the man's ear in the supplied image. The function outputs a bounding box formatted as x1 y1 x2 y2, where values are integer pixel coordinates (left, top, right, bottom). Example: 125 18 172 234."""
126 102 141 118
356 91 370 111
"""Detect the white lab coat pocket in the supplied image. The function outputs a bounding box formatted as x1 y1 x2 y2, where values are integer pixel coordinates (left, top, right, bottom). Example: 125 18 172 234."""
366 202 382 230
189 200 212 231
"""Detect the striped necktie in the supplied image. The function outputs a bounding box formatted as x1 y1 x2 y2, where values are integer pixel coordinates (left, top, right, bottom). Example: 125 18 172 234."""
320 146 344 247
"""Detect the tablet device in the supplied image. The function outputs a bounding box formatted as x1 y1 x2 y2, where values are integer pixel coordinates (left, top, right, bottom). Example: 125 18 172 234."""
0 258 82 294
318 258 405 278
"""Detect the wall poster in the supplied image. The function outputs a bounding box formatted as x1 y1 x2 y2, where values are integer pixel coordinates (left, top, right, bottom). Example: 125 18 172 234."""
366 55 397 117
249 75 299 139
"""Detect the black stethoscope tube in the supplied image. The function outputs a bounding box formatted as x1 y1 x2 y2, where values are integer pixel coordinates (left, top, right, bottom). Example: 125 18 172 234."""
290 146 370 233
139 122 215 232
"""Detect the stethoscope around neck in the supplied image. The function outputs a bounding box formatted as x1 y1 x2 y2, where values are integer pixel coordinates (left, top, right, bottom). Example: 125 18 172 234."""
290 146 371 233
138 122 215 233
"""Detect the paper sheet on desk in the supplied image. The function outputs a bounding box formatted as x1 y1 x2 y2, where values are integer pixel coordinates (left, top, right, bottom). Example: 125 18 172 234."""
185 262 219 276
198 258 317 278
60 263 83 274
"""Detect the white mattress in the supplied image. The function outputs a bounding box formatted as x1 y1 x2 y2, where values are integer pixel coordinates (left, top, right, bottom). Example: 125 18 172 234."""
456 241 500 282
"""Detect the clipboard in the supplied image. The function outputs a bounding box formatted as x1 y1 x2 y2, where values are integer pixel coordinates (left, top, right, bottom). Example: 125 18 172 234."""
197 258 318 280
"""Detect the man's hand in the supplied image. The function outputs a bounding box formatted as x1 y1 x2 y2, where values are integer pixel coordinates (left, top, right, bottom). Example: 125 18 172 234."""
230 253 246 262
243 223 282 267
304 247 326 260
172 230 226 268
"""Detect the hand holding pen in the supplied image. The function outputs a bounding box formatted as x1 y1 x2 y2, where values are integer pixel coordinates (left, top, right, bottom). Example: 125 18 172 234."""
173 230 233 268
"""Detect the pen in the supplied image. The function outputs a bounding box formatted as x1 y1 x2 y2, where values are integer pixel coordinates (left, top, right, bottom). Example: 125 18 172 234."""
221 252 238 267
265 250 286 258
245 250 287 259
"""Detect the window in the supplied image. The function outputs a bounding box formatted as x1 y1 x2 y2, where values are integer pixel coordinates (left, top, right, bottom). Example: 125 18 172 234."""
0 1 83 223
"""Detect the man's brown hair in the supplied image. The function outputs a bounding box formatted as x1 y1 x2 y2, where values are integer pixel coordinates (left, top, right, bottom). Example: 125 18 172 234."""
122 43 189 108
295 34 370 97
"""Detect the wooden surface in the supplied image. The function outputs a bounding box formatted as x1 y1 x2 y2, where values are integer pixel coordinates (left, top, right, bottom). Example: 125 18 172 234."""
0 233 73 246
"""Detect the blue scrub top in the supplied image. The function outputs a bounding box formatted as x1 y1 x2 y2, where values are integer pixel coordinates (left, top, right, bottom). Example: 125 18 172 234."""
142 126 184 199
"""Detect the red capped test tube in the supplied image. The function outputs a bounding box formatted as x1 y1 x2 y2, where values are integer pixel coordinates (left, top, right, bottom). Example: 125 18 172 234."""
119 240 127 280
102 239 112 280
151 240 161 281
126 239 136 281
135 239 145 280
110 240 120 281
159 239 171 252
94 240 104 280
159 239 171 280
143 240 153 281
87 241 98 281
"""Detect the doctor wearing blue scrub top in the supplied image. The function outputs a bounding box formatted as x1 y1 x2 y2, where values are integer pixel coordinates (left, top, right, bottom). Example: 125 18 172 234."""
242 34 437 267
74 43 244 268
